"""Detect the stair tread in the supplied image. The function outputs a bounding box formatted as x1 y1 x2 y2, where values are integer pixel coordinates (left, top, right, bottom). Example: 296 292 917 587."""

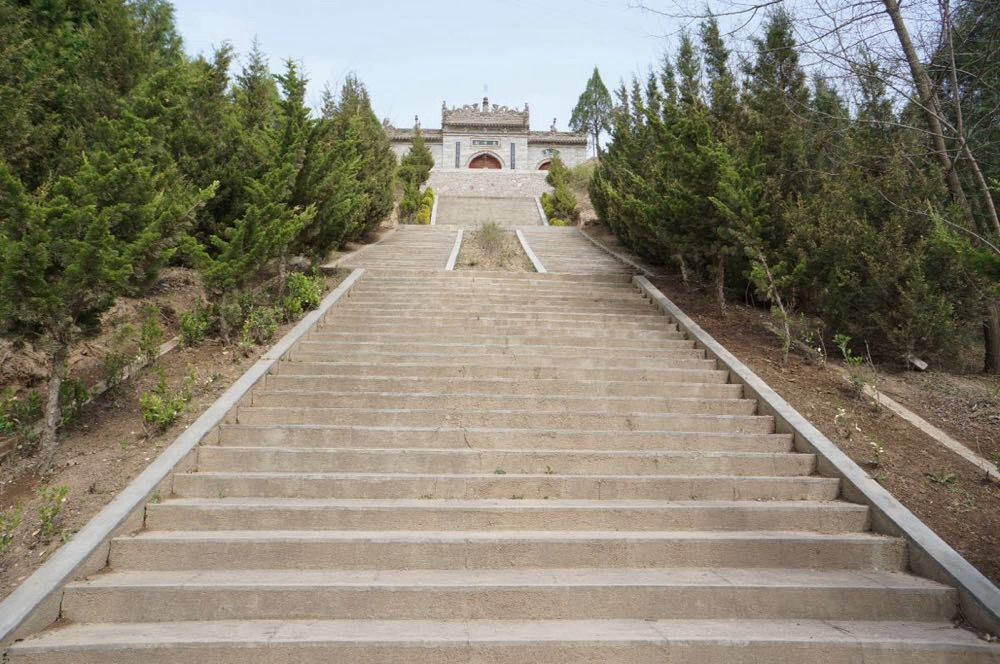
153 497 858 508
122 529 893 542
11 619 990 650
73 567 948 590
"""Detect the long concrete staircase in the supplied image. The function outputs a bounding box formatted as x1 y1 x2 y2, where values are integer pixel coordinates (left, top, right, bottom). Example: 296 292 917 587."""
7 226 997 662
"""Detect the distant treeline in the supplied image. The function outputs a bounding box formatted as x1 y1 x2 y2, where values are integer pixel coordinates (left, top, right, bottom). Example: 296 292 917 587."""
0 0 396 468
591 6 999 370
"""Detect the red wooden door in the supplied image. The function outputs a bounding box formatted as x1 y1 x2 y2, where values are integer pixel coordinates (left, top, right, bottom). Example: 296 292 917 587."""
469 154 502 169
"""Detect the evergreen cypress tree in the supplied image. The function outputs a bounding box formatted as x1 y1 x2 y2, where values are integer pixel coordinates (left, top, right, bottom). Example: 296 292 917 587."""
398 127 435 223
570 67 613 156
0 120 214 470
326 76 395 239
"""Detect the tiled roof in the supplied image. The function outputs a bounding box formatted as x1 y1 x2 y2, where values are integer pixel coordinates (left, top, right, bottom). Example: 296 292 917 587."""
389 128 443 143
527 132 587 145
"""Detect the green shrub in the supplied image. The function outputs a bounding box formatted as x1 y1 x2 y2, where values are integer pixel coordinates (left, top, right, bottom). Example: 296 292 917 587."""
549 218 569 227
59 379 89 426
415 207 431 224
103 324 137 390
139 368 192 431
0 505 23 556
0 389 43 435
37 486 68 543
241 306 280 346
179 309 210 347
283 273 323 319
139 305 165 363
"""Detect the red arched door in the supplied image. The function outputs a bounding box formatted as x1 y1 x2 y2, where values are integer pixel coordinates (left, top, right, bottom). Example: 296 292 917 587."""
469 153 502 169
538 161 552 171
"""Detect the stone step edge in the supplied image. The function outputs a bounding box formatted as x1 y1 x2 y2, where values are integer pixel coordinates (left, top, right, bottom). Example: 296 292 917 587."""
9 619 991 654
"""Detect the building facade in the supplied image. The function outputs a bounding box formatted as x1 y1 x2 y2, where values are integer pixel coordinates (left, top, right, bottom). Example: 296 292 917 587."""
388 96 588 171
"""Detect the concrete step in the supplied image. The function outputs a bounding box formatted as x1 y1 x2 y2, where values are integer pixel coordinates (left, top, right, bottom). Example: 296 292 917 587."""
216 424 794 452
324 311 677 337
350 284 641 297
247 391 755 416
11 618 995 664
325 313 672 329
330 302 656 316
108 530 906 571
312 327 686 343
62 568 956 623
145 498 869 532
196 447 814 476
11 619 997 664
171 472 837 500
260 374 745 399
362 268 633 282
300 338 694 355
286 351 715 371
271 361 730 384
232 407 774 433
338 296 650 310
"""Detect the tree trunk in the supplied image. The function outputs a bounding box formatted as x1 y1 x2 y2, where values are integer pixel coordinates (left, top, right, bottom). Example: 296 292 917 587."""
985 302 1000 376
715 254 727 313
942 0 1000 237
883 0 1000 373
38 340 68 474
674 254 690 285
960 140 1000 238
881 0 970 214
278 249 289 301
218 292 232 346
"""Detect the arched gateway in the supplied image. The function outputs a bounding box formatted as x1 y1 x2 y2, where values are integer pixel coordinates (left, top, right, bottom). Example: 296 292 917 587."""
469 153 502 169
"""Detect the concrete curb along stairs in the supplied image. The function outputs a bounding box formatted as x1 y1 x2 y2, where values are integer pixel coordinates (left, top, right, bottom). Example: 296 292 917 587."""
634 275 1000 635
3 224 999 662
0 268 366 647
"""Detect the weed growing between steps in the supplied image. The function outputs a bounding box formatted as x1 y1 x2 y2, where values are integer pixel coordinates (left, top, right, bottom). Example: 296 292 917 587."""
0 272 350 600
456 222 535 272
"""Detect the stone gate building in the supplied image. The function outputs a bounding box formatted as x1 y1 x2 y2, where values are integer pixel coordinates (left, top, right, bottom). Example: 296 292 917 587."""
388 96 587 171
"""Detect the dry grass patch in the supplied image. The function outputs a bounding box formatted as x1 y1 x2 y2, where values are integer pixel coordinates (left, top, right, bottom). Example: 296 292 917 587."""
457 222 535 272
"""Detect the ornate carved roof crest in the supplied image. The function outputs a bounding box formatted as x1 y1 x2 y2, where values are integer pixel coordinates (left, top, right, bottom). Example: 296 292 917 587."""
442 96 529 128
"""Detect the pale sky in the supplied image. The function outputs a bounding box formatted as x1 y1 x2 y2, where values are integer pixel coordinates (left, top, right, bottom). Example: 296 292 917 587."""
169 0 678 131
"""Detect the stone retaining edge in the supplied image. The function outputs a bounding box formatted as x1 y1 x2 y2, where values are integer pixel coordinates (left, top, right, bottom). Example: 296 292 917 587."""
535 197 549 226
577 228 660 277
323 228 398 271
634 275 1000 636
445 229 463 271
0 268 367 649
515 229 547 274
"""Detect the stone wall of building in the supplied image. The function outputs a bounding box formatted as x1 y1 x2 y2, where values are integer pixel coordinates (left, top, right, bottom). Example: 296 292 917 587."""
427 169 552 198
391 141 443 167
527 142 588 169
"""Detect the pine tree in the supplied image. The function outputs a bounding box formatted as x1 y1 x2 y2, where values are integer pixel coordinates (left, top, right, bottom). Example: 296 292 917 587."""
325 76 396 239
675 33 702 107
570 67 613 156
0 118 214 470
235 38 279 134
700 16 741 132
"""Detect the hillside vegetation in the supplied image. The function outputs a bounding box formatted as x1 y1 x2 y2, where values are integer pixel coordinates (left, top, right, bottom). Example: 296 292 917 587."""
590 5 999 373
0 0 396 470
